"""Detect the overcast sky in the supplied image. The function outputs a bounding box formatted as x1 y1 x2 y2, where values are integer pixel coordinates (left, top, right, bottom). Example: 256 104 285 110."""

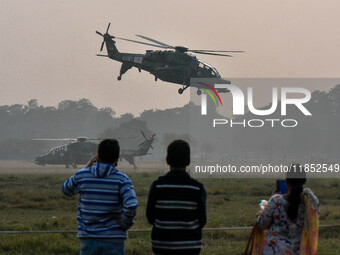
1 0 340 116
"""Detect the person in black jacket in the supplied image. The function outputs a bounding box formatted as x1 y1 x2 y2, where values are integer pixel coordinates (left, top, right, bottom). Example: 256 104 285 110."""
146 140 207 255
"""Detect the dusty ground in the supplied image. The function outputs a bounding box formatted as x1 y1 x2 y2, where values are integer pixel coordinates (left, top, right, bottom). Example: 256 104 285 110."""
0 159 169 175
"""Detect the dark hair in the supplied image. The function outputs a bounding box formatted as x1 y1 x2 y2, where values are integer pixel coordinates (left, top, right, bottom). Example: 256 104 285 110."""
98 139 120 164
286 164 306 220
167 140 190 168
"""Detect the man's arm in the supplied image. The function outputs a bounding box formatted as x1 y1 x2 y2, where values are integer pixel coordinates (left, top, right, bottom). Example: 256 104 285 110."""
62 174 79 196
146 183 156 224
119 178 138 230
62 156 96 196
198 184 207 228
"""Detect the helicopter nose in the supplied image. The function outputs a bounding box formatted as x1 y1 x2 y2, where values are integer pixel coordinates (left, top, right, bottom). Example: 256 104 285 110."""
34 156 43 164
220 78 231 84
215 79 231 93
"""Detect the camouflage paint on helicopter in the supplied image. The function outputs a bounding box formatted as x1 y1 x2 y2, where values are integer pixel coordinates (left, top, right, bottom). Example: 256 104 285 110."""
96 23 243 94
34 133 155 169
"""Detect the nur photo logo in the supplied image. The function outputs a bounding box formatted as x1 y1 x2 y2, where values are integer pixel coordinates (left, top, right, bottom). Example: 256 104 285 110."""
196 80 312 128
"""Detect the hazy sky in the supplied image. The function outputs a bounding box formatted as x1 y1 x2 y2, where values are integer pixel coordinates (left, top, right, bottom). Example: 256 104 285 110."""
1 0 340 116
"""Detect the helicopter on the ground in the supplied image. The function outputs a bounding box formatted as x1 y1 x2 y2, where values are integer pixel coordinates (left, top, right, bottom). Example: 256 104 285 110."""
33 132 155 169
96 23 243 95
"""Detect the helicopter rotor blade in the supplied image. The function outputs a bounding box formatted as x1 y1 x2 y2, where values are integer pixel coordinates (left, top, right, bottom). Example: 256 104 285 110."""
190 50 233 57
136 35 175 49
96 30 105 52
117 136 136 139
86 137 136 141
114 37 168 49
96 31 104 37
32 138 76 142
141 131 147 140
106 23 111 34
33 136 136 142
192 50 244 53
96 54 108 57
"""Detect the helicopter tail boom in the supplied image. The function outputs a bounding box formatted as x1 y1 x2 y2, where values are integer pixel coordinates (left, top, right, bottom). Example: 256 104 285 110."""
105 37 120 58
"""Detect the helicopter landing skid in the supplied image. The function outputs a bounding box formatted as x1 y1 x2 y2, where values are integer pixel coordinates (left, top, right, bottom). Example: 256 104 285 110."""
178 85 189 94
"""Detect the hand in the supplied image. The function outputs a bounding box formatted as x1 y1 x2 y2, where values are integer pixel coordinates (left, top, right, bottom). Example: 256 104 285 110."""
86 155 98 167
256 211 263 217
113 215 123 227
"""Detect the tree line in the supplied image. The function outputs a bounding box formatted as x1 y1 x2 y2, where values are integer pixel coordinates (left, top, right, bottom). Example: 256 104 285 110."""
0 84 339 161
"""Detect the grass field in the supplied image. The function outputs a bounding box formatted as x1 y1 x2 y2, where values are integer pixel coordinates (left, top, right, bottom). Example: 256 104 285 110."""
0 160 339 254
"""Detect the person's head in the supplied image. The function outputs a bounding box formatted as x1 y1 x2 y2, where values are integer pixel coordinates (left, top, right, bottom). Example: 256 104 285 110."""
285 164 307 220
166 140 190 169
97 139 120 165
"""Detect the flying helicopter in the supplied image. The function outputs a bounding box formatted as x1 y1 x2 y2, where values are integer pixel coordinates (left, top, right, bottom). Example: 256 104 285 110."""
96 23 243 95
33 132 155 169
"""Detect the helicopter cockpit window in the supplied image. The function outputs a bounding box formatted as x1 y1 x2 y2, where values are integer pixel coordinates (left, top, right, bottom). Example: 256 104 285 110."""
204 65 215 76
208 66 221 78
43 148 54 156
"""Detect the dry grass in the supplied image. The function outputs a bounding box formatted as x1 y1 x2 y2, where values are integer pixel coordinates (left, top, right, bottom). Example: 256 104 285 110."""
0 160 339 254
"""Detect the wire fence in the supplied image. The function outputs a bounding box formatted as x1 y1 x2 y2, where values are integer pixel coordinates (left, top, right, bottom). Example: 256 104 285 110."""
1 224 339 235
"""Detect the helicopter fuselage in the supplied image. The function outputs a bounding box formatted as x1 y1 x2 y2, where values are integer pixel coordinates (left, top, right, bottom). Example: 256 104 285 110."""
103 35 225 94
34 141 97 168
34 135 155 168
114 51 220 84
96 24 241 94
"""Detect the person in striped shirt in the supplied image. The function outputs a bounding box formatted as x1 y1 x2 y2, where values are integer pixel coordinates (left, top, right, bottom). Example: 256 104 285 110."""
146 140 207 255
62 139 138 255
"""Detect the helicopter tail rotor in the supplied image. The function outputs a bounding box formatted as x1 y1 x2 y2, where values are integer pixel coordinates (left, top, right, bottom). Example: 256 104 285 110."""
96 23 115 52
106 23 111 34
141 131 147 140
138 132 156 149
